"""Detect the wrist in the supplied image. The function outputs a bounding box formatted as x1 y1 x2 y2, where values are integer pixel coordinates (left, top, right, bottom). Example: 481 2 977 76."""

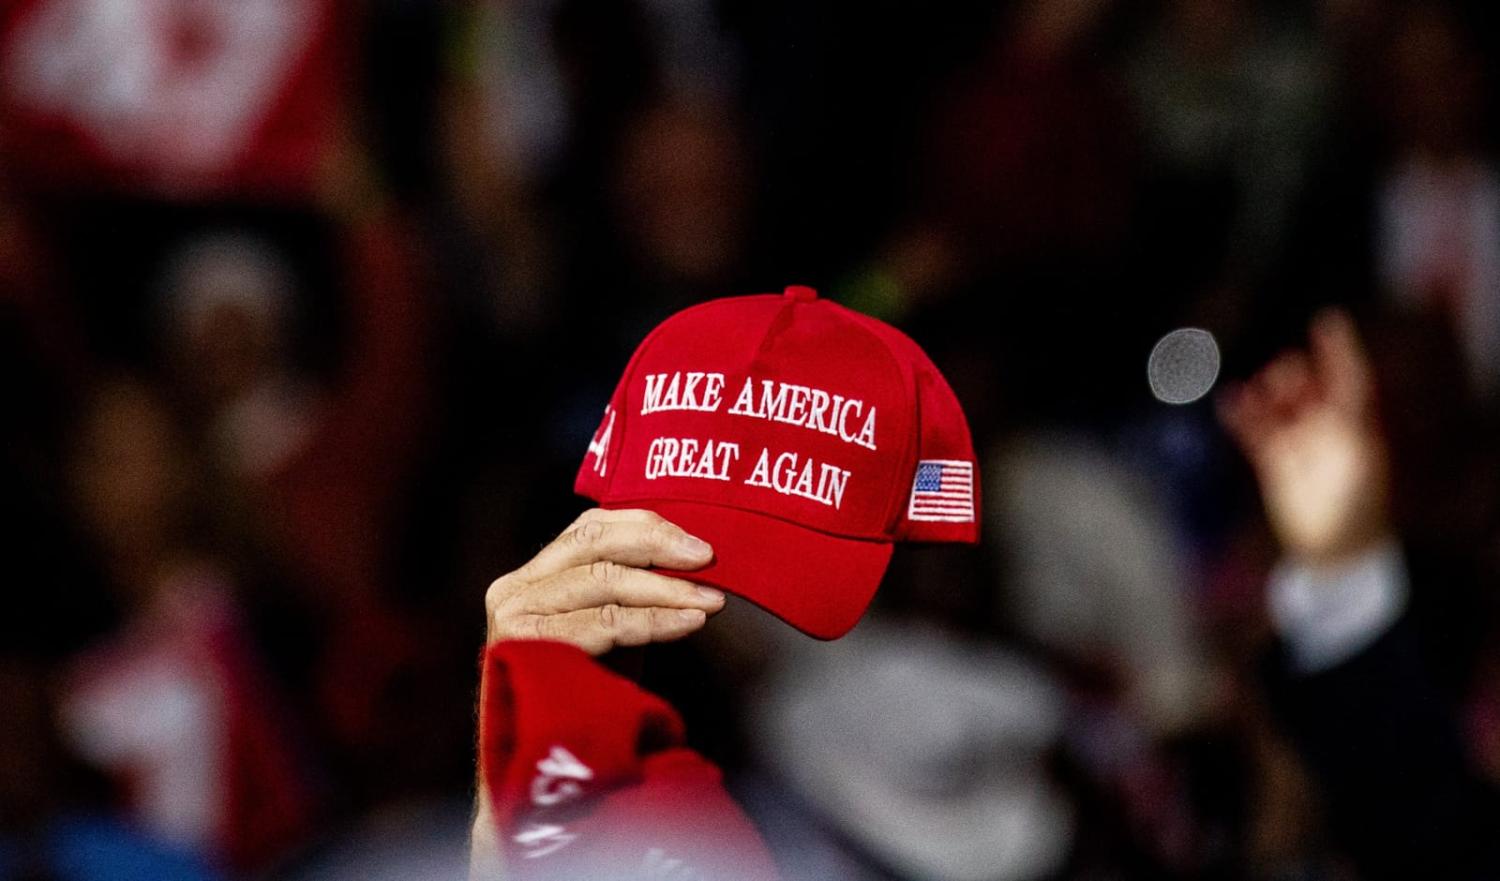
470 791 505 879
1284 527 1396 571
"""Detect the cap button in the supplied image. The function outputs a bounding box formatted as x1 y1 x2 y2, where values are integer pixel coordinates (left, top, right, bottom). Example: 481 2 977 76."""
783 285 818 302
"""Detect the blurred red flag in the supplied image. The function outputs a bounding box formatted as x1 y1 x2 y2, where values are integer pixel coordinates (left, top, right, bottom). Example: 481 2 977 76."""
0 0 344 200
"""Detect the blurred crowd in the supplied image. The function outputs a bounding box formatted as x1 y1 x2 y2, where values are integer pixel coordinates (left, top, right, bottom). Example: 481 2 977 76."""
4 0 1500 879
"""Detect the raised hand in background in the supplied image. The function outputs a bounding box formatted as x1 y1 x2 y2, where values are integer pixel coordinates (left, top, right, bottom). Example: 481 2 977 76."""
1219 310 1393 566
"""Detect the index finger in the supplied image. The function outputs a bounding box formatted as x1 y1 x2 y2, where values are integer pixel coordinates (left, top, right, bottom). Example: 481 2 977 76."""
1310 308 1373 413
515 512 714 582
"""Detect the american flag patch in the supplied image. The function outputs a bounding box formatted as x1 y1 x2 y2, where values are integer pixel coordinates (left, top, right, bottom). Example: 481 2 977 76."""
907 460 975 522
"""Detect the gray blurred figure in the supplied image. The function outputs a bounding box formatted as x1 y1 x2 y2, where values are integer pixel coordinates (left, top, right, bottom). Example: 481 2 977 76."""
747 619 1073 881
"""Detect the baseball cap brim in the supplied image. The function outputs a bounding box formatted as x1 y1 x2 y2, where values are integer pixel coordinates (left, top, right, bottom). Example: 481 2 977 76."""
607 499 894 640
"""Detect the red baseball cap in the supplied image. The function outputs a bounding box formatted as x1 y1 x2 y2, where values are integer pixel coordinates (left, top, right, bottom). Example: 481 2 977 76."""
575 285 979 639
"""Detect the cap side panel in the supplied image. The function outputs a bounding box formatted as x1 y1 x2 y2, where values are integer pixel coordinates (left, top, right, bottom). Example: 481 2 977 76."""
822 303 932 531
833 304 980 542
577 294 788 501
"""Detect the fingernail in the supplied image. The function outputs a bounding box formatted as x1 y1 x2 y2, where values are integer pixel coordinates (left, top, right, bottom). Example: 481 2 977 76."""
678 608 706 623
678 534 713 557
695 586 725 604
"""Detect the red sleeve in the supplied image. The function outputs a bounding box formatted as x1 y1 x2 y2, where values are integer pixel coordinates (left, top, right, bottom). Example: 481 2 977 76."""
479 641 782 881
261 211 429 605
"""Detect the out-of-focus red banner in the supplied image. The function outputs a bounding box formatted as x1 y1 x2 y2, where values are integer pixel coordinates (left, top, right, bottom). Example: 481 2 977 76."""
0 0 343 201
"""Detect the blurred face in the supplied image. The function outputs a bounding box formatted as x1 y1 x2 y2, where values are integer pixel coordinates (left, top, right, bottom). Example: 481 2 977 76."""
615 103 750 285
69 382 191 562
163 237 294 406
181 296 277 405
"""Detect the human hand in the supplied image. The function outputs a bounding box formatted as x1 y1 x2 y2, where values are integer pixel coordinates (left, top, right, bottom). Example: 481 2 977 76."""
485 508 725 655
1218 310 1393 565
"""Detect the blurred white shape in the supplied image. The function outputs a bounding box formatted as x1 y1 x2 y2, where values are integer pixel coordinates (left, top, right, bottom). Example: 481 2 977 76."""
1147 327 1220 405
61 580 235 856
986 433 1208 734
62 652 223 853
473 0 570 181
753 620 1073 881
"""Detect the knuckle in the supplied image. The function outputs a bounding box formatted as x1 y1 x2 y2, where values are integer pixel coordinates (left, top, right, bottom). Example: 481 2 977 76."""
646 522 679 549
527 615 549 641
485 576 513 612
589 559 622 584
488 609 525 642
596 603 621 630
570 508 606 529
569 518 608 548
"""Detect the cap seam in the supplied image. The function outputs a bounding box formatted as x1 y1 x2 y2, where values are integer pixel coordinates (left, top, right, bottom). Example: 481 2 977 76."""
593 296 784 491
750 296 917 530
835 304 967 536
819 300 921 531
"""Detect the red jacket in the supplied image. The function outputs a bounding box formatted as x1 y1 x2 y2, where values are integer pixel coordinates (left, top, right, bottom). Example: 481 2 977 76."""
479 641 781 880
